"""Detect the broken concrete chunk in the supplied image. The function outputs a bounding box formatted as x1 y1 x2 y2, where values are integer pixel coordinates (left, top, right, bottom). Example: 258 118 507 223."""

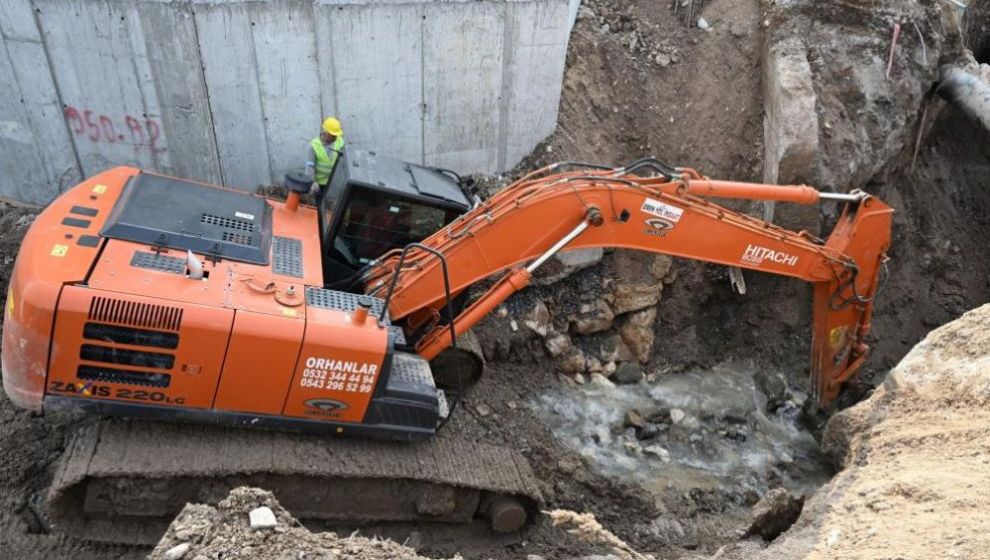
248 506 277 530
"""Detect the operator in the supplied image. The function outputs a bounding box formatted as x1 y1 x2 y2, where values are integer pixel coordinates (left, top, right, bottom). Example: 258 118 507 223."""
306 116 346 203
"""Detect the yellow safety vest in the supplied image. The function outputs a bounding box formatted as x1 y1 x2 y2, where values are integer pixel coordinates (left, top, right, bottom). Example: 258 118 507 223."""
311 136 345 186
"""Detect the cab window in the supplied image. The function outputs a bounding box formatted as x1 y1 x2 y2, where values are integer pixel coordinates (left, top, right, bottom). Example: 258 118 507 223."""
332 187 460 267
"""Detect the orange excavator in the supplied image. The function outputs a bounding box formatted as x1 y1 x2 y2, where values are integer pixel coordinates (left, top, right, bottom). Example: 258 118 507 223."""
1 150 891 543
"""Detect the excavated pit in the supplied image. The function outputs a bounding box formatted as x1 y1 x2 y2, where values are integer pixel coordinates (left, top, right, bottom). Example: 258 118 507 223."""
1 0 990 558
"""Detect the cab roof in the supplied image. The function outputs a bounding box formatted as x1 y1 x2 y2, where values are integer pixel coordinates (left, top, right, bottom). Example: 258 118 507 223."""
343 149 470 209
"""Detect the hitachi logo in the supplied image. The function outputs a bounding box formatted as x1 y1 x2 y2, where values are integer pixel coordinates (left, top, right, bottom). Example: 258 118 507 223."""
741 244 799 267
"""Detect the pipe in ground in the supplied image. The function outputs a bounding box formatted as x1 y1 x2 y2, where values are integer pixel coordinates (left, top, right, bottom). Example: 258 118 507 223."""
937 65 990 132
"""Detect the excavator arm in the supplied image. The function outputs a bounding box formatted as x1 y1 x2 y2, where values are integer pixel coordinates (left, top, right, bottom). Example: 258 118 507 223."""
362 161 893 406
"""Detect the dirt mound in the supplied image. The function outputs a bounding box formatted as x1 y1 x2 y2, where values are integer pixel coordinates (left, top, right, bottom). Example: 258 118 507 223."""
148 487 448 560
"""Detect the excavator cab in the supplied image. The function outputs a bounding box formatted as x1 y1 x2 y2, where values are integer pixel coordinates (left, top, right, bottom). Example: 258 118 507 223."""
316 149 473 287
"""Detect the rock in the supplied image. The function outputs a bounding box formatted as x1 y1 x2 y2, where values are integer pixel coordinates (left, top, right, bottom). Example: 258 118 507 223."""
523 301 552 337
248 506 277 530
586 356 604 373
611 284 661 315
697 17 711 31
623 409 645 429
475 402 492 417
644 445 671 462
527 555 546 560
571 300 615 335
670 408 686 424
533 248 604 286
618 307 657 363
754 370 787 411
574 372 586 385
637 423 660 440
648 255 673 280
601 335 636 363
681 414 701 431
603 361 617 375
744 488 804 541
558 349 587 374
557 456 583 474
654 53 671 67
590 372 615 388
544 330 573 357
613 362 644 385
164 543 191 560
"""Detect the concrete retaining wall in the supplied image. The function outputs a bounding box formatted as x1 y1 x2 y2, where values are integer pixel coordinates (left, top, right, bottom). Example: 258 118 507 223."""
0 0 573 205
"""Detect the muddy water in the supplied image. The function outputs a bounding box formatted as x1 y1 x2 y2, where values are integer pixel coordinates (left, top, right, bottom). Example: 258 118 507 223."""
531 362 831 498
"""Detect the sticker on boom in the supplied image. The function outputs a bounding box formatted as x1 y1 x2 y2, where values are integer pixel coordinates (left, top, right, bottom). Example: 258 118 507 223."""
741 244 799 267
642 217 674 238
641 198 684 223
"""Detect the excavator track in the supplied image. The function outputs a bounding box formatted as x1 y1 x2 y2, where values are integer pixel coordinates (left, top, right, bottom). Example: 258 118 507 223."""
47 419 543 544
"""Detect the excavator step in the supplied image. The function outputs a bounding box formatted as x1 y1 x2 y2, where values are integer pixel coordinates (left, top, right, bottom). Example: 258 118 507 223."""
46 419 542 544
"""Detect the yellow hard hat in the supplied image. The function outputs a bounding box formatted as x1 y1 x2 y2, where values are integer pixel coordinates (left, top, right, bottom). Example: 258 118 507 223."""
322 117 342 137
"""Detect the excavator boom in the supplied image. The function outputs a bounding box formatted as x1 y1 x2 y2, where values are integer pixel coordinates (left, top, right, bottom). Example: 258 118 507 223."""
364 162 893 405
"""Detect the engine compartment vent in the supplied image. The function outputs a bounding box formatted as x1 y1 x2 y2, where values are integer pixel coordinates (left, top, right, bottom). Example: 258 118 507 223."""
88 297 183 332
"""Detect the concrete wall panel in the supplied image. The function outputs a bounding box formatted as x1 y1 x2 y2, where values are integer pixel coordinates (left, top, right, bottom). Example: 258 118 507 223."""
0 1 81 204
326 2 424 163
35 0 166 177
137 2 222 184
0 0 574 204
499 0 571 169
250 2 322 183
423 2 505 172
195 3 271 189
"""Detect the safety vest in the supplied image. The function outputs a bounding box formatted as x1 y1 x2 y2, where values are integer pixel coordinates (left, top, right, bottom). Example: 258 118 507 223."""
311 136 345 186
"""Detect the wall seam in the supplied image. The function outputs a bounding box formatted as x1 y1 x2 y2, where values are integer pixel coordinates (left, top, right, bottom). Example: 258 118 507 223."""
124 4 160 171
495 1 514 172
188 3 226 186
419 3 426 166
30 0 84 187
247 8 275 186
326 3 340 117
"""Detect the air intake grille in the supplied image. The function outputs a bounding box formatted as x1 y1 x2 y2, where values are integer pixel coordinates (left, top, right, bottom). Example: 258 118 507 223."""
222 231 254 246
273 236 303 277
88 297 183 331
201 214 255 232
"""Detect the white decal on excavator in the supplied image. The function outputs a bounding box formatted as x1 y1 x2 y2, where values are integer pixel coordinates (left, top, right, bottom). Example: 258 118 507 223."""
305 357 378 375
741 244 799 267
301 357 377 393
641 198 684 223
